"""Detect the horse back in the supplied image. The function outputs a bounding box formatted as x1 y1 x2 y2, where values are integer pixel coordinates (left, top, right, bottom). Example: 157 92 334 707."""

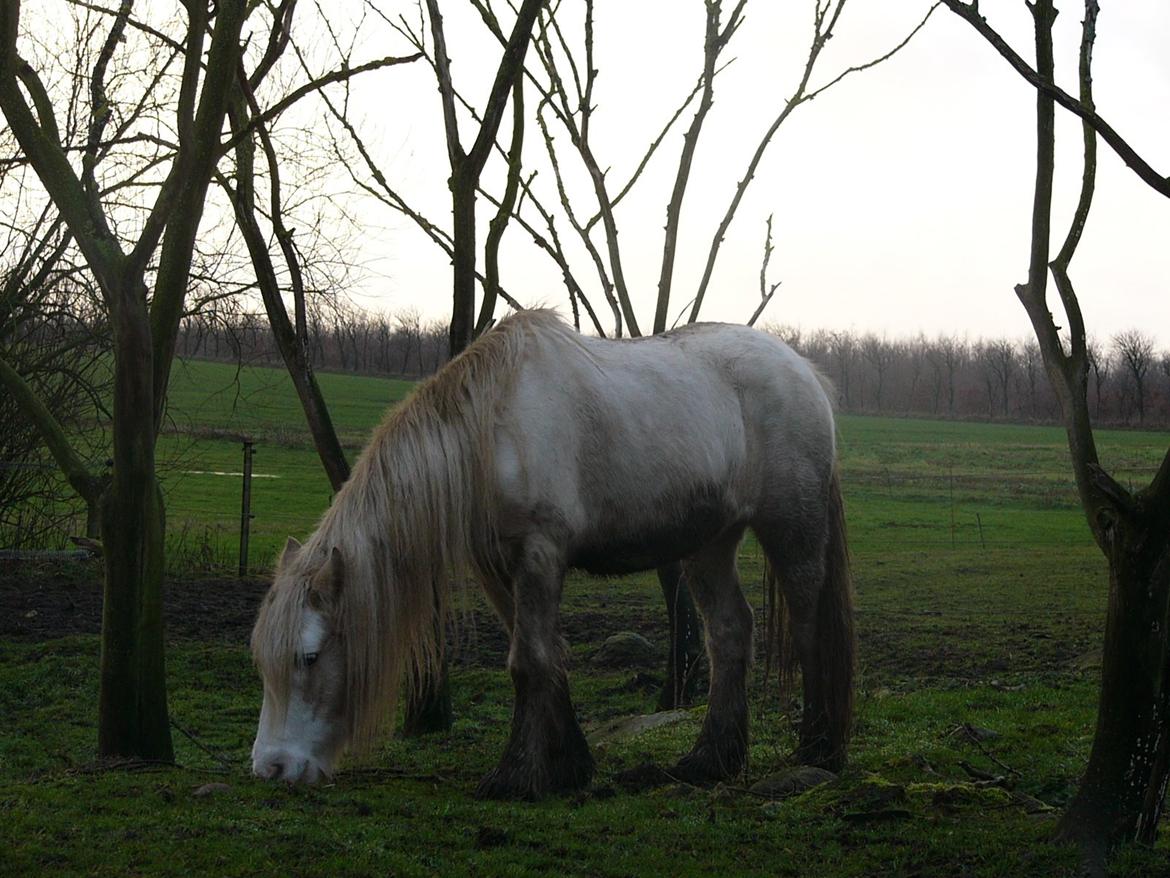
493 321 835 574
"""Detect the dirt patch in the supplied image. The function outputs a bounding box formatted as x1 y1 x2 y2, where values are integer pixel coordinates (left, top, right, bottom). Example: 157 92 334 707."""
0 562 1094 680
0 561 267 644
0 562 665 671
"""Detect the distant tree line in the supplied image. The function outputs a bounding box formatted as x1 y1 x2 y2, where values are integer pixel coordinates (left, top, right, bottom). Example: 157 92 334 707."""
766 325 1170 428
169 305 1170 428
174 303 451 378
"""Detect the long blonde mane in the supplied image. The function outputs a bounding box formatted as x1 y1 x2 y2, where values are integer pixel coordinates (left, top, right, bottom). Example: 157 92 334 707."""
252 310 559 750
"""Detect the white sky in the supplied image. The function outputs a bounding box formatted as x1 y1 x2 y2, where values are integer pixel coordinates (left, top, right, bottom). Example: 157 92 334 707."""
321 0 1169 343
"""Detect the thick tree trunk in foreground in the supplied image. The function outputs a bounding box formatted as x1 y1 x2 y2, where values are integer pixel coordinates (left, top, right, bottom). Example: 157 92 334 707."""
1057 511 1170 852
97 313 172 760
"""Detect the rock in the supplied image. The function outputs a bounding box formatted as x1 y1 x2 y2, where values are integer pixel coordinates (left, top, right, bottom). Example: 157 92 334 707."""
760 800 786 818
587 709 691 746
592 631 657 667
749 766 837 800
192 782 232 798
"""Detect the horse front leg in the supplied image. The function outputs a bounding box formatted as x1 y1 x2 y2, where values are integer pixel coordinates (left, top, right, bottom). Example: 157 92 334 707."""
475 536 594 800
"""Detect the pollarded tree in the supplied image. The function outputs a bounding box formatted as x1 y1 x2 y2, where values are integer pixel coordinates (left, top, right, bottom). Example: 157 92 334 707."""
945 0 1170 867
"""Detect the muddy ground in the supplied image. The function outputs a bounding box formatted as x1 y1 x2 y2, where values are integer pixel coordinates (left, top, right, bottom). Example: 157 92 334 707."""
0 559 1098 683
0 561 669 674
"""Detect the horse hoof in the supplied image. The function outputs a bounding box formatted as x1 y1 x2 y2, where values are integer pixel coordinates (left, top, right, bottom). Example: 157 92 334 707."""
476 752 594 800
475 768 542 801
671 751 738 786
791 743 845 773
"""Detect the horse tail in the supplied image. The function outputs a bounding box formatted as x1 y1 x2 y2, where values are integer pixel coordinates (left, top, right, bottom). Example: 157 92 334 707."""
763 558 796 708
764 465 855 770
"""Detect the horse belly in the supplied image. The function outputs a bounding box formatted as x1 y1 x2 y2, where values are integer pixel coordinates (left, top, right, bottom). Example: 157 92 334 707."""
567 481 741 575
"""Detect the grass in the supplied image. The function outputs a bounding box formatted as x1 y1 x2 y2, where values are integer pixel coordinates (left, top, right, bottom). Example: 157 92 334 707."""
3 358 1170 876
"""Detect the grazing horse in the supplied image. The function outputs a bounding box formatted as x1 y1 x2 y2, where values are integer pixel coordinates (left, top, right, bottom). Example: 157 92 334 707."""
250 309 854 798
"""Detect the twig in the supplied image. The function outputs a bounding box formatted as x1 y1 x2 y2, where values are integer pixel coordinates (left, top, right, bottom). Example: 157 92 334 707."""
170 717 235 771
952 723 1022 778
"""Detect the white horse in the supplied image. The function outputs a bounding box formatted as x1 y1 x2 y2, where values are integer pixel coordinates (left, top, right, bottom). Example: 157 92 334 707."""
251 310 854 798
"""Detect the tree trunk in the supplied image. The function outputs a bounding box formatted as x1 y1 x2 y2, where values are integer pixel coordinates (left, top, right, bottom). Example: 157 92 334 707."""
656 562 704 710
410 171 478 736
1056 510 1170 856
448 172 477 356
97 316 172 760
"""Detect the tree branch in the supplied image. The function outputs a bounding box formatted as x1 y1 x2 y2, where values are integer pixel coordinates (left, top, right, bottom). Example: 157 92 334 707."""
477 76 525 335
0 354 103 506
653 0 745 334
941 0 1170 199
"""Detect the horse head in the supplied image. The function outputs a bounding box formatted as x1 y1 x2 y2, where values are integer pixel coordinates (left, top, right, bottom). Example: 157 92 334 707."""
250 538 349 783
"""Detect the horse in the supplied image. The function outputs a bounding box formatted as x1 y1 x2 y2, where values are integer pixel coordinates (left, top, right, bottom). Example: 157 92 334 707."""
250 309 854 799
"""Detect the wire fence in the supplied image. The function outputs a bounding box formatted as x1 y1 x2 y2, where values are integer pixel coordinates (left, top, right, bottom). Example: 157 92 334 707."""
2 437 1112 578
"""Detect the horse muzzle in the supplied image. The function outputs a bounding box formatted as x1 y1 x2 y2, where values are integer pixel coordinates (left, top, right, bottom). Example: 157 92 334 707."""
252 749 331 784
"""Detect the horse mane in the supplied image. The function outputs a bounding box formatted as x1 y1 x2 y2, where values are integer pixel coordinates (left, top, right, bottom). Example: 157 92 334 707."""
253 309 563 751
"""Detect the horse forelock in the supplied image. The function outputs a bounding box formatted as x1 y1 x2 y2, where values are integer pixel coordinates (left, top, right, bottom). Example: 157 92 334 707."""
271 310 544 751
250 563 311 722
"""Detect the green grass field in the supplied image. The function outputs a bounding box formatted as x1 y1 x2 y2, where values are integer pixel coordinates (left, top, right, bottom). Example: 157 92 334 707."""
3 358 1169 876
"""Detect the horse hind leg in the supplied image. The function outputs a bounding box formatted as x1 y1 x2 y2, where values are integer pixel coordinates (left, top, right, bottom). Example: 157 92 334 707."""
672 526 753 784
756 485 854 772
475 534 594 800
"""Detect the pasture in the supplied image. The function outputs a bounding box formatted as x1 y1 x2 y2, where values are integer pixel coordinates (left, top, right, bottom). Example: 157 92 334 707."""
2 359 1169 876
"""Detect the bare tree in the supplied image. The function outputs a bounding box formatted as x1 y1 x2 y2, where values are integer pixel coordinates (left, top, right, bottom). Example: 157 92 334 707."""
860 334 896 412
1019 339 1044 419
1085 336 1111 421
828 330 858 409
982 338 1018 418
1112 329 1154 426
0 259 109 543
0 0 258 760
928 335 967 416
904 334 927 413
0 108 110 543
0 1 412 760
945 0 1170 863
424 0 544 355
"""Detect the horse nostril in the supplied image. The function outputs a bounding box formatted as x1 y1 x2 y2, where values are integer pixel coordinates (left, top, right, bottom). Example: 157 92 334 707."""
266 761 284 780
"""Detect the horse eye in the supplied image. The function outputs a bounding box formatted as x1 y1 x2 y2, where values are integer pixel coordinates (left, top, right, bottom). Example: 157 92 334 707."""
300 652 319 669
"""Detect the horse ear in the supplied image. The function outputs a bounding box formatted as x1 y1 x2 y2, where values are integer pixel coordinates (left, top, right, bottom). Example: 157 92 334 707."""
310 546 345 602
281 537 302 566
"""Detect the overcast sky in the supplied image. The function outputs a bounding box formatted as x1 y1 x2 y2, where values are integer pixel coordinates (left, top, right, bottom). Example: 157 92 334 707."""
316 0 1167 344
